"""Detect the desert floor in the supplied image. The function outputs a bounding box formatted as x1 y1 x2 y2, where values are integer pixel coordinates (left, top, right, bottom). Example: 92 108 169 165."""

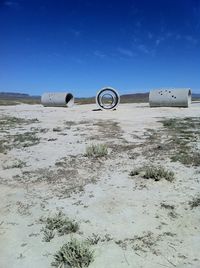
0 103 200 268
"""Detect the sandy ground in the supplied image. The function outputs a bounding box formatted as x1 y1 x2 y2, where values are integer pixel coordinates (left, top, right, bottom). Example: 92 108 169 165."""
0 103 200 268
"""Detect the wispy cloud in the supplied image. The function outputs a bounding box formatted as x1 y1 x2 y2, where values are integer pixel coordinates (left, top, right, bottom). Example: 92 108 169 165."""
152 31 198 48
69 29 81 38
184 35 198 45
74 58 84 64
174 34 198 45
193 5 200 29
135 20 142 28
4 1 19 8
117 47 135 57
175 34 181 40
93 50 106 58
137 44 150 54
155 37 165 46
154 32 172 47
148 32 153 40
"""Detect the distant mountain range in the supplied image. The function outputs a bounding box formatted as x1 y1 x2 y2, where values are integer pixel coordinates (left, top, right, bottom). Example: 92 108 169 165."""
0 92 41 105
76 92 200 104
193 93 200 98
0 92 40 99
0 92 200 105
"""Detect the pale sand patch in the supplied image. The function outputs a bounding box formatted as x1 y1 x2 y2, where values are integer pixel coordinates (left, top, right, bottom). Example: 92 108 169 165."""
0 103 200 268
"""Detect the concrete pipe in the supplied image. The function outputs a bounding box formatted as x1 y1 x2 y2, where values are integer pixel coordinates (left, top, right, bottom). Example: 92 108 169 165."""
41 92 74 107
96 87 120 110
149 88 192 108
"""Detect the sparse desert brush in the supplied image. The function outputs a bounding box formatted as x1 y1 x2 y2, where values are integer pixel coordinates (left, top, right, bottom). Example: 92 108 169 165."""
42 229 55 242
41 211 79 241
12 131 40 148
143 166 175 182
53 127 62 132
161 118 177 128
160 203 175 210
130 166 175 182
3 159 27 169
159 117 200 166
189 195 200 209
129 168 141 177
52 239 94 268
0 140 7 154
0 116 39 130
85 144 108 158
86 233 101 245
171 152 200 166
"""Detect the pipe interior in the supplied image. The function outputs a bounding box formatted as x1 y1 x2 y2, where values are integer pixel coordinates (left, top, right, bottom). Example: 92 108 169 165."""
101 93 115 107
65 93 74 104
188 89 192 104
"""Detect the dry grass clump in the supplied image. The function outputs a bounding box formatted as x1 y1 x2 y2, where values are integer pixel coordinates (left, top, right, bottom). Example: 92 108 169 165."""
130 166 175 182
189 195 200 209
41 212 79 242
144 166 175 182
85 144 108 158
52 239 94 268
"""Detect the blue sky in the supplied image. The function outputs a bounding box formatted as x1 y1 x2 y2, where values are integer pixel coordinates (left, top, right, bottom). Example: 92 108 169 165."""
0 0 200 97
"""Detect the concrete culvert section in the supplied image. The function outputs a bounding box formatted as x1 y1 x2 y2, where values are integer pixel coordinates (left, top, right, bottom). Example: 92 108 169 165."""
149 88 192 108
96 87 120 110
41 92 74 107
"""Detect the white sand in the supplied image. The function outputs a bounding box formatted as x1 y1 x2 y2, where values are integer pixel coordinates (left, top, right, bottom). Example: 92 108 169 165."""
0 103 200 268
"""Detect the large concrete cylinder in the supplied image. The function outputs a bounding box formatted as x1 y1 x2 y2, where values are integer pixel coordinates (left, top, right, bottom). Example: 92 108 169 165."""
149 88 192 108
96 87 120 110
41 92 74 107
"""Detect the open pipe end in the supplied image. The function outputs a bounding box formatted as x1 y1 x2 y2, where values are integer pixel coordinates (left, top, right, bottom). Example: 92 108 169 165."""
96 87 120 110
65 93 74 107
